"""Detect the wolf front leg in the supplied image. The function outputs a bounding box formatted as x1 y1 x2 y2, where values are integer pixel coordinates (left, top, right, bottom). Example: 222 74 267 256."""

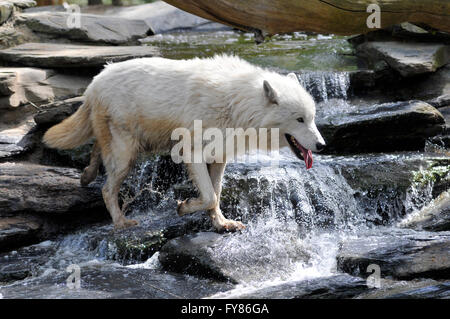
177 162 218 215
207 162 245 232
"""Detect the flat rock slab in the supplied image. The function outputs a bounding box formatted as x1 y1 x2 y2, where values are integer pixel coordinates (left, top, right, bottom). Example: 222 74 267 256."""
159 231 310 284
96 2 211 34
0 240 54 282
0 162 105 215
0 67 90 109
34 96 84 126
0 263 232 298
0 42 159 68
0 216 41 252
398 191 450 232
357 41 450 77
15 11 152 44
337 228 450 280
0 117 35 158
227 274 371 299
318 100 445 153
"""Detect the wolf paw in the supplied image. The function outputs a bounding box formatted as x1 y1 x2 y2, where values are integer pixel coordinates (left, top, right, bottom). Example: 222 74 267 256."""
218 219 245 233
114 218 139 230
176 199 190 216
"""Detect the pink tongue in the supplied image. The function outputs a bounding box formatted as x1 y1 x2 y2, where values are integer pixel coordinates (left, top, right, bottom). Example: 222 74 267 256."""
301 148 313 170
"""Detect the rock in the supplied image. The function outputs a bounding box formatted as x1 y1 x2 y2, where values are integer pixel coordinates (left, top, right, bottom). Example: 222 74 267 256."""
0 162 105 215
15 11 152 45
318 100 445 154
0 240 54 282
0 1 13 25
356 41 450 77
34 96 84 126
102 2 211 34
0 67 90 109
0 116 35 158
0 216 41 252
227 274 371 299
0 42 159 69
383 282 450 298
427 94 450 109
398 191 450 232
0 263 232 298
337 229 450 280
159 231 310 284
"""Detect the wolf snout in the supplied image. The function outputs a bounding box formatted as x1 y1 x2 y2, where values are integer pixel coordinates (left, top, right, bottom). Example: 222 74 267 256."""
315 142 326 152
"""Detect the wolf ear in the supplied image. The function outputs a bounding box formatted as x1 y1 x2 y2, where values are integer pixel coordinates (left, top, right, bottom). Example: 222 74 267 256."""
287 73 299 83
263 80 278 105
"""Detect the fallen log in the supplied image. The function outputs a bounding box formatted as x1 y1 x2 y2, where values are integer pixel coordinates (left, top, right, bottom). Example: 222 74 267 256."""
163 0 450 36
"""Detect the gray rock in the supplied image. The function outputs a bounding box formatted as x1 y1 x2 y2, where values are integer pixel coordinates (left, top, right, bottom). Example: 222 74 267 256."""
0 216 42 252
0 67 90 109
318 100 445 154
103 2 211 34
0 240 54 282
34 96 84 126
398 191 450 232
0 116 35 158
337 229 450 280
15 11 152 44
231 274 371 299
0 162 105 215
383 282 450 298
159 231 310 284
0 263 232 298
427 94 450 109
356 41 450 77
0 1 13 25
0 42 159 68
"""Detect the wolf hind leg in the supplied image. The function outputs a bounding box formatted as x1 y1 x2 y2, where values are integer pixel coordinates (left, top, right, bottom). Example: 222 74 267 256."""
80 142 102 186
207 162 245 232
96 121 138 230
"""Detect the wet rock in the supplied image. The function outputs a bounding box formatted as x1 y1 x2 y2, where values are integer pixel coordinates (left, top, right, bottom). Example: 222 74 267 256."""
383 282 450 298
0 42 159 69
0 117 35 158
0 67 90 109
15 11 152 45
229 274 371 299
398 191 450 232
0 263 232 298
356 41 450 77
318 100 445 154
0 162 105 215
427 94 450 109
159 231 310 284
0 216 41 252
34 96 84 126
103 2 211 34
0 240 54 282
337 228 450 280
0 1 13 25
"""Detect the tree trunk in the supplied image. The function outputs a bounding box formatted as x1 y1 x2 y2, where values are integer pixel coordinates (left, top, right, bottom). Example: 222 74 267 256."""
88 0 103 5
163 0 450 35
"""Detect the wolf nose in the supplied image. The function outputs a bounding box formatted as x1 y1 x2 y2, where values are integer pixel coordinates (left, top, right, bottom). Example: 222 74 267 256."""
316 142 326 152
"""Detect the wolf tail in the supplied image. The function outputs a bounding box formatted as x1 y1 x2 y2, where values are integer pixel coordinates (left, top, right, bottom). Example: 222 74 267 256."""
43 100 93 150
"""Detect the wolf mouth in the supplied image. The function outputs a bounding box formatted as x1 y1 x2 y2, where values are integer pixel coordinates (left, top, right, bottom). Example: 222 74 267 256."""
285 134 313 169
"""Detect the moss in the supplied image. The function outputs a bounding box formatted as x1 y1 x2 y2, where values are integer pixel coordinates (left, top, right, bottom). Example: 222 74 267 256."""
113 230 166 263
412 160 450 187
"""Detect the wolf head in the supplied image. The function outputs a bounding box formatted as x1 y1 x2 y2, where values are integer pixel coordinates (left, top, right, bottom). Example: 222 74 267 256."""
261 73 326 169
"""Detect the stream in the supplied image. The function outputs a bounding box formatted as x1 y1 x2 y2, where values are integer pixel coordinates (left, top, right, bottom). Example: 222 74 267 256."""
0 30 449 299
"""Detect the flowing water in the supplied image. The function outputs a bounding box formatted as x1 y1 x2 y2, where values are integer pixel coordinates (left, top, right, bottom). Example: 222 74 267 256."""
0 30 448 299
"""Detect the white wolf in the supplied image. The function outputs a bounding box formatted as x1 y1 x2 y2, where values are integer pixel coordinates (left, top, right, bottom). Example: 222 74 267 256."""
43 55 326 231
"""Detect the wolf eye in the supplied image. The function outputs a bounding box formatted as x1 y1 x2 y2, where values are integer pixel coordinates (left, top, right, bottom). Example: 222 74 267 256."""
297 117 304 123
